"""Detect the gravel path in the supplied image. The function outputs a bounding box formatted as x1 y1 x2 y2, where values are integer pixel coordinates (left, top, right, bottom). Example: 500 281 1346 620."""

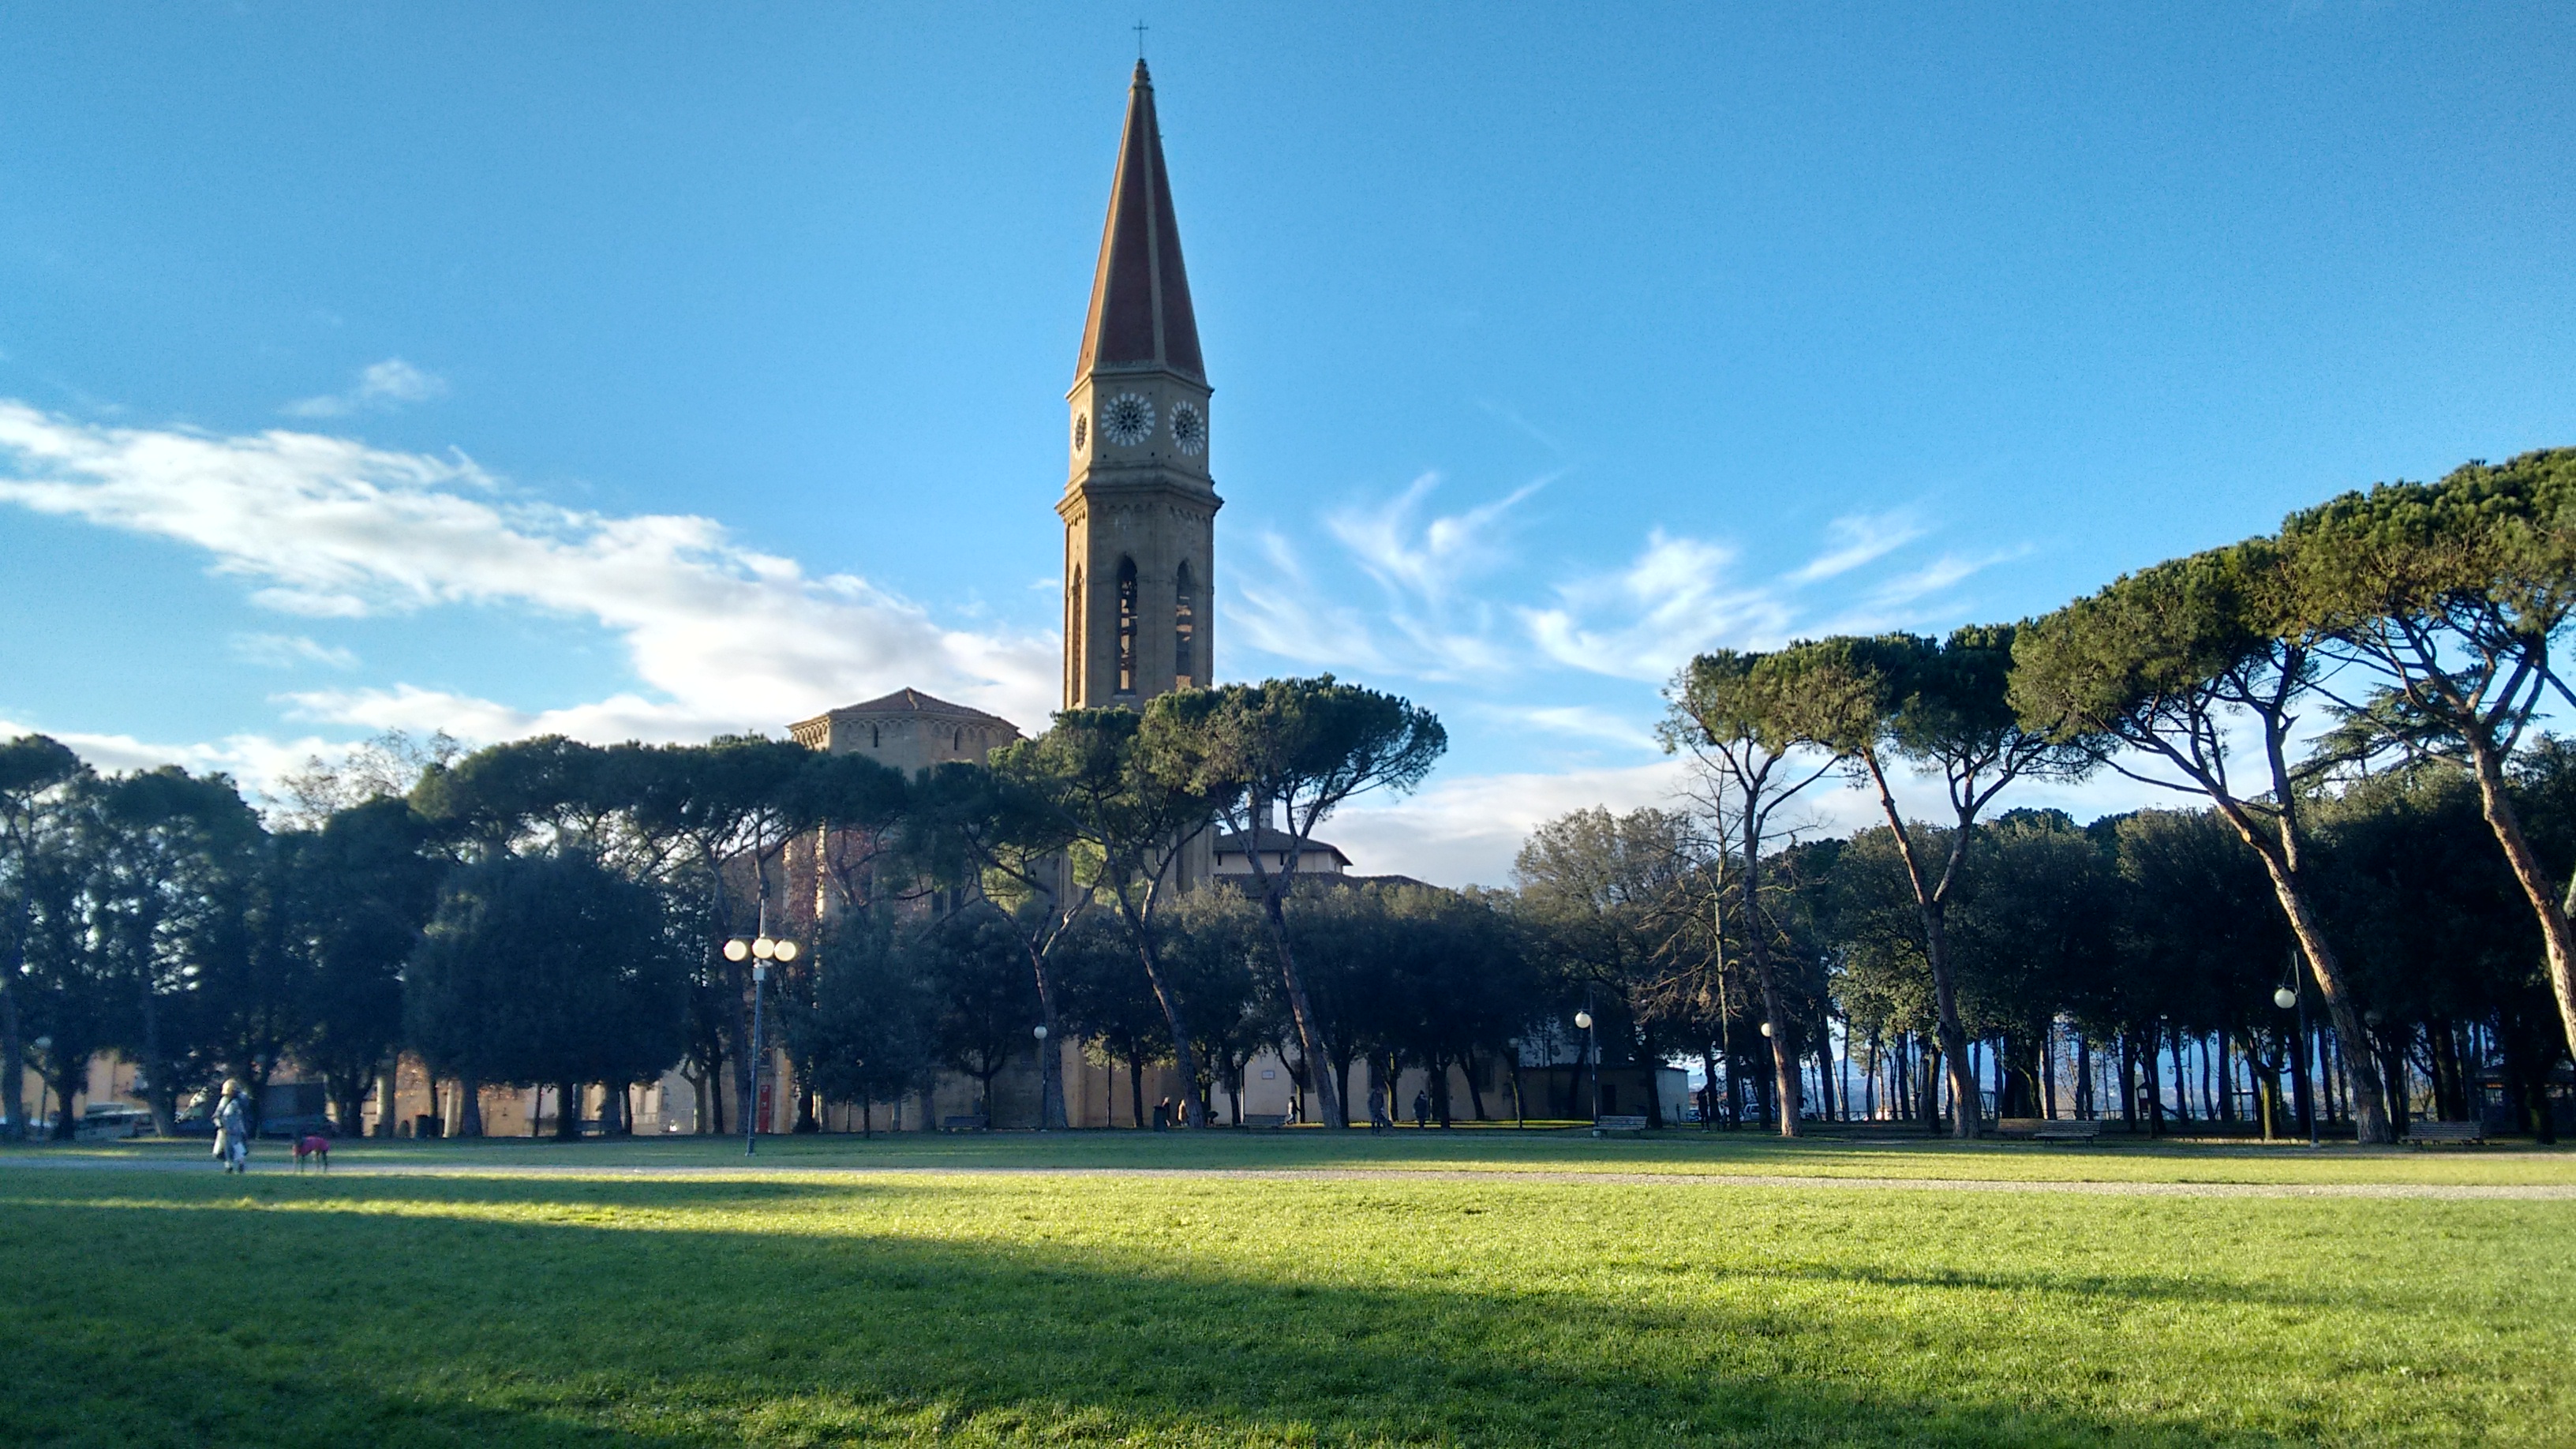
6 1155 2572 1200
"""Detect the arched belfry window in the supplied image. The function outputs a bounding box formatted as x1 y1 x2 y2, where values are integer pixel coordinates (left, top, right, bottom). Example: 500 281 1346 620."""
1068 566 1084 698
1115 556 1139 695
1174 561 1197 689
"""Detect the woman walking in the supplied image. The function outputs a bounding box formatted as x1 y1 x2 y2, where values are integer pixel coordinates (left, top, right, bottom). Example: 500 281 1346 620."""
212 1080 250 1174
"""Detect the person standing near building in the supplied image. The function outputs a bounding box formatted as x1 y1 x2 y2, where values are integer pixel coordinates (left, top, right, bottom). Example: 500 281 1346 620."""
212 1080 250 1174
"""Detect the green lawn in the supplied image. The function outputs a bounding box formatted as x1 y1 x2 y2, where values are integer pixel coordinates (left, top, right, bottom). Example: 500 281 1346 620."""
5 1133 2571 1446
23 1121 2576 1185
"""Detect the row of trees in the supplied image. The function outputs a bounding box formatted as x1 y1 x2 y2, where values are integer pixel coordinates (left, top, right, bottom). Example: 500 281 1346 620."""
0 677 1463 1139
1534 762 2572 1146
6 449 2570 1146
1653 448 2576 1142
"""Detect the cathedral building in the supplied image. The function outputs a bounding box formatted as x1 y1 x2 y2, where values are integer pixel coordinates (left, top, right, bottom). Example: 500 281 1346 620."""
726 63 1571 1135
765 61 1242 1132
794 58 1213 775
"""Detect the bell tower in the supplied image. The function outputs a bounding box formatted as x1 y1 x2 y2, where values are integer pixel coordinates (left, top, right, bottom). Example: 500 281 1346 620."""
1061 60 1219 710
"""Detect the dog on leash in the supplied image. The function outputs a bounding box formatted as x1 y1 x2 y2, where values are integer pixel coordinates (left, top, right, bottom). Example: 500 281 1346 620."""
294 1135 331 1172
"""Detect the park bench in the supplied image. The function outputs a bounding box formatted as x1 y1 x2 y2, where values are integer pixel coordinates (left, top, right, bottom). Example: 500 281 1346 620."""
2406 1120 2484 1146
939 1114 990 1133
1590 1114 1649 1137
1241 1113 1289 1129
1998 1118 2104 1142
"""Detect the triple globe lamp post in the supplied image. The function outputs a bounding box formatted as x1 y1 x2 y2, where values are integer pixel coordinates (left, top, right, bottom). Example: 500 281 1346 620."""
722 909 798 1157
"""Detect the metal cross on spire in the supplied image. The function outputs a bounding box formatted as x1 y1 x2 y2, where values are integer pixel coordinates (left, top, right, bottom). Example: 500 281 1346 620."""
1133 19 1148 59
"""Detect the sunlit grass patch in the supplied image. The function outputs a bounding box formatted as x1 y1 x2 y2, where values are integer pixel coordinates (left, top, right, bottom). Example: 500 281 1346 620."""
23 1123 2576 1186
3 1153 2570 1446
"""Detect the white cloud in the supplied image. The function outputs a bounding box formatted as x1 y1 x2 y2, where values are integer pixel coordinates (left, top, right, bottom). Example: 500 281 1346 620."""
0 714 339 797
1329 745 2189 890
1222 526 1391 671
283 358 449 418
1500 703 1661 752
229 632 359 670
1326 759 1695 888
1520 529 1798 681
0 402 1059 751
1788 509 1927 583
1324 471 1544 605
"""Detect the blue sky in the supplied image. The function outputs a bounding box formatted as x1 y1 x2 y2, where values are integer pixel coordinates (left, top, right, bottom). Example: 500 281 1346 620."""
3 5 2573 883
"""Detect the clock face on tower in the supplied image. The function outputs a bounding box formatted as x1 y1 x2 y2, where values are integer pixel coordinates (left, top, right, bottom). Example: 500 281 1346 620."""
1169 400 1206 456
1100 392 1155 447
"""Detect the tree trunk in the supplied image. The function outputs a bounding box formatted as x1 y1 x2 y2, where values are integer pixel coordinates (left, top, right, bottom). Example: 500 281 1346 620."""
1735 844 1803 1137
1 972 22 1144
458 1076 483 1138
1024 941 1069 1133
2457 742 2576 1074
375 1062 399 1138
137 968 174 1138
1807 1028 1832 1125
1328 1049 1357 1127
1127 1053 1145 1130
1251 888 1345 1130
46 1065 80 1140
2169 1028 2190 1125
1120 920 1204 1128
2217 828 2394 1142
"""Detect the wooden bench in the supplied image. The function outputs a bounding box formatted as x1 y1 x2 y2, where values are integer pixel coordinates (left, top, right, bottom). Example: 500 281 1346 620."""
1998 1118 2104 1142
939 1114 989 1133
1241 1113 1288 1129
1590 1114 1649 1137
2407 1120 2485 1146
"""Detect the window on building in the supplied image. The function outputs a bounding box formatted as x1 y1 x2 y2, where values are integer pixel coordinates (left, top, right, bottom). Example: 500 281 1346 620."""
1116 556 1138 694
1174 560 1196 688
1068 566 1084 698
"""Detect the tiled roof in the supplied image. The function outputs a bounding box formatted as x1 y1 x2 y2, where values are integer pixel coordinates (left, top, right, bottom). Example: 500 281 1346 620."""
1212 827 1351 867
789 688 1020 735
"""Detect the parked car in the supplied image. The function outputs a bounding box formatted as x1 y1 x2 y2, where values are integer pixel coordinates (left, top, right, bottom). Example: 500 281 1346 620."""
258 1113 335 1140
73 1106 152 1142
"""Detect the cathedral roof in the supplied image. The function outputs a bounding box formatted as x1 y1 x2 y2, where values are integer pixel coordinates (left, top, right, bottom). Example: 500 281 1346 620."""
1074 60 1204 386
1212 827 1353 867
790 688 1019 735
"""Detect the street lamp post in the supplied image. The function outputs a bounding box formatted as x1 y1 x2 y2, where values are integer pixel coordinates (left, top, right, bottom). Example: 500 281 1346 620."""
1032 1024 1050 1132
1758 1020 1774 1129
724 906 799 1158
2275 972 2319 1149
1574 996 1599 1125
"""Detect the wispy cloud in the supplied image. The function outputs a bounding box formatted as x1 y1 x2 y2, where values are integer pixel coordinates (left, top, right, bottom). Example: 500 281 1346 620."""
1327 758 1692 887
0 401 1058 756
1224 527 1391 670
229 632 359 670
282 358 448 418
1788 509 1927 583
1520 529 1798 680
1506 703 1660 751
1324 472 1545 605
0 713 341 796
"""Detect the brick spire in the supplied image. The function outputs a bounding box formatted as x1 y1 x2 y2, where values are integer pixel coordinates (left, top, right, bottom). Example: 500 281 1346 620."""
1075 61 1204 385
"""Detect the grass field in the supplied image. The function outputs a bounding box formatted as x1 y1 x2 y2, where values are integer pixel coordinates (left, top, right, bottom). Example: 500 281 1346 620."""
5 1130 2572 1446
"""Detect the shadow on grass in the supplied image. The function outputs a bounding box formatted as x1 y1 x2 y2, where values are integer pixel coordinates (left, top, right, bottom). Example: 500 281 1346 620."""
0 1172 2463 1447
